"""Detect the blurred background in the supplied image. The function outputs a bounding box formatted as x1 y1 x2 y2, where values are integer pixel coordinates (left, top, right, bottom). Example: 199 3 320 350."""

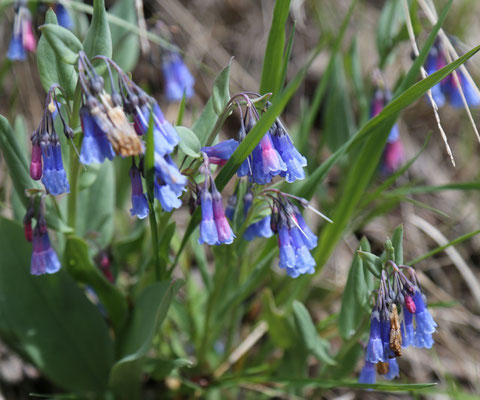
1 0 480 398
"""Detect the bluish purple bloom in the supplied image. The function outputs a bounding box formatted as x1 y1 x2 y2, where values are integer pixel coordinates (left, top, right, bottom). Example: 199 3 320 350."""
289 226 316 275
54 3 74 30
384 358 400 380
412 290 437 349
80 106 115 164
277 224 296 272
199 183 218 245
31 218 61 275
425 43 480 108
242 191 273 241
201 139 239 165
401 308 415 348
129 164 149 219
294 212 317 250
7 34 26 61
358 361 376 384
41 141 70 196
153 154 186 211
162 52 195 101
366 311 385 364
134 104 179 157
271 126 307 183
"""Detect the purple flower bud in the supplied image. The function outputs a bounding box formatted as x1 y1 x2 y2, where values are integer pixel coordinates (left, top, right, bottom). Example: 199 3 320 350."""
212 186 235 245
30 142 43 180
278 224 296 271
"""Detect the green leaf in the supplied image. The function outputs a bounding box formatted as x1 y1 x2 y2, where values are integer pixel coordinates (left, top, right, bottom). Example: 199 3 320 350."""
109 280 184 399
261 289 296 349
339 237 372 340
296 0 456 201
391 225 404 265
292 301 336 365
0 115 39 208
324 54 355 152
145 113 155 202
144 357 192 381
176 126 201 158
259 0 291 96
64 236 127 332
376 0 405 68
76 162 115 248
0 218 114 392
192 62 231 146
109 0 140 72
37 9 78 99
39 24 83 65
83 0 112 69
212 59 232 115
357 251 382 278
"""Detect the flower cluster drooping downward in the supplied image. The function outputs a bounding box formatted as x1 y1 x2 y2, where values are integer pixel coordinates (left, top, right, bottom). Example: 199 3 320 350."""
359 262 437 384
24 198 61 275
77 52 186 215
7 0 36 61
198 92 330 277
425 40 480 108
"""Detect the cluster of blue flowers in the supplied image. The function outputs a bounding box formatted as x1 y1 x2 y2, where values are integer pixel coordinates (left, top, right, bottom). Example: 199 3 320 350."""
76 52 187 218
24 200 61 275
359 263 437 384
199 94 329 277
30 87 70 196
426 41 480 108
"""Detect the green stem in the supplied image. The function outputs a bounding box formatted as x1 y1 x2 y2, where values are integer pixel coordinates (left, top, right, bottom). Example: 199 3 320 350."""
148 203 161 281
66 84 83 230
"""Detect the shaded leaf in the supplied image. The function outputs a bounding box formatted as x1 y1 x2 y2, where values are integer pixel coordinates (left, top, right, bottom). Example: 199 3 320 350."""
39 24 83 65
0 218 114 392
83 0 112 71
64 236 127 332
176 126 201 158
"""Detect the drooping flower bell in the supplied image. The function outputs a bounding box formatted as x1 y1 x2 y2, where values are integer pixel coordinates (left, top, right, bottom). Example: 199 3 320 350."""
198 155 235 245
30 212 61 276
267 191 329 278
79 101 115 165
129 159 150 219
242 190 273 241
7 2 36 61
370 88 404 175
30 87 70 196
153 154 187 212
53 2 74 30
425 41 480 108
358 260 437 384
162 52 195 101
78 52 143 158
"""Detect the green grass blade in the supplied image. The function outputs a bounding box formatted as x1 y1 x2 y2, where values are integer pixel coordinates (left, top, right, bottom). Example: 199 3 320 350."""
259 0 291 96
